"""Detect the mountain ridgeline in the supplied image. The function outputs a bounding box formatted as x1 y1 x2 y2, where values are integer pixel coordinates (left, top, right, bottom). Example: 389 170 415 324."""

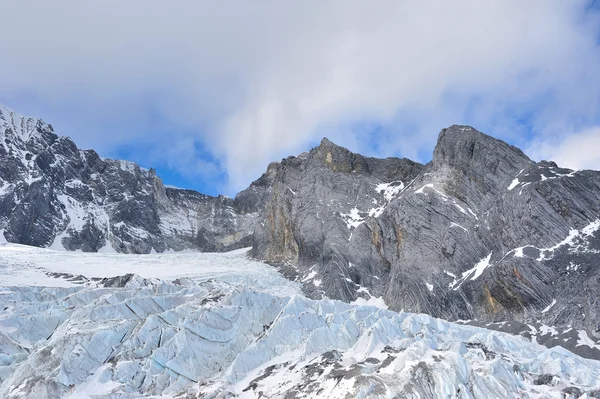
1 105 600 333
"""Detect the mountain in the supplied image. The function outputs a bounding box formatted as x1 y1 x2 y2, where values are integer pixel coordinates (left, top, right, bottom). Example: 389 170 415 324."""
248 126 600 335
0 105 260 254
1 244 599 398
2 104 600 336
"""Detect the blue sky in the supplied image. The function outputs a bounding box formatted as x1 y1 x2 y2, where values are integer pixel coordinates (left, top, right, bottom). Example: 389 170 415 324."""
1 1 600 196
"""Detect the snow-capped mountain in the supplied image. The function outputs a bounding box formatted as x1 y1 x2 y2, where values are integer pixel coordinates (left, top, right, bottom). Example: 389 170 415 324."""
1 244 599 398
2 104 600 365
0 105 260 254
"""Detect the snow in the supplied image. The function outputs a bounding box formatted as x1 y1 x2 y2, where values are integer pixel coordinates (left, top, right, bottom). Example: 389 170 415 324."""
49 194 112 251
468 252 493 280
118 160 137 172
0 244 300 297
340 207 364 229
507 167 579 192
414 183 434 194
0 182 13 197
341 181 406 225
507 169 524 191
513 246 525 257
302 270 317 282
507 178 520 191
538 219 600 260
539 324 559 337
452 252 493 290
444 270 458 289
426 282 434 292
351 295 388 309
96 242 117 254
368 205 385 218
567 262 580 272
542 299 557 313
582 219 600 236
508 167 579 192
577 330 600 350
540 229 580 260
450 222 469 233
414 183 477 218
506 219 600 262
375 180 404 202
0 104 41 141
0 252 77 288
1 243 600 397
67 365 122 399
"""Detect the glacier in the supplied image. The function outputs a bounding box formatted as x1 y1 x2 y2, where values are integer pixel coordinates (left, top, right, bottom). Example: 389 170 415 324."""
1 244 600 398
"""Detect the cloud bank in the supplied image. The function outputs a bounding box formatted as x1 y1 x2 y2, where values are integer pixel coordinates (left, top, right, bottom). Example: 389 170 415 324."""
528 127 600 171
1 1 599 193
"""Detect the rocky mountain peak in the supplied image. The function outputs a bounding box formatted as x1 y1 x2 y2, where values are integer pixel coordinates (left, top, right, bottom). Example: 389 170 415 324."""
430 124 533 198
318 137 335 147
0 104 59 160
308 137 374 175
433 125 530 169
0 105 260 253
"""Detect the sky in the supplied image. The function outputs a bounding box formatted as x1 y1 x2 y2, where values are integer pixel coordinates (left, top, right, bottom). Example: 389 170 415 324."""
1 1 599 196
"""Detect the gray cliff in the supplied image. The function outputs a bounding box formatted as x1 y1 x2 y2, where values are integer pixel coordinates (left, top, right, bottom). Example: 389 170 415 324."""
249 126 600 334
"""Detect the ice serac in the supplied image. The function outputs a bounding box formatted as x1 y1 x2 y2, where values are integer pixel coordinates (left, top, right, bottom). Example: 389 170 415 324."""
0 104 259 253
251 125 600 335
1 246 599 398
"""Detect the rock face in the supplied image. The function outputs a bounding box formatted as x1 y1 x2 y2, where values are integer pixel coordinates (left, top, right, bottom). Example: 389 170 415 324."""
248 138 423 300
0 105 258 253
248 126 600 333
2 104 600 334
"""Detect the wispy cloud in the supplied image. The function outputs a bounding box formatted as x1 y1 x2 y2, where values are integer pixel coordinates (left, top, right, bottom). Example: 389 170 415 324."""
1 1 599 193
527 126 600 171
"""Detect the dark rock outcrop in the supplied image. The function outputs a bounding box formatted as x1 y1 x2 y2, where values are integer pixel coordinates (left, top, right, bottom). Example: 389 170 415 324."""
0 105 258 253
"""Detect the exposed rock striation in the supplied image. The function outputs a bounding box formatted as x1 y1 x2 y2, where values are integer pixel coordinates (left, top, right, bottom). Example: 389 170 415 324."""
249 126 600 334
248 137 423 300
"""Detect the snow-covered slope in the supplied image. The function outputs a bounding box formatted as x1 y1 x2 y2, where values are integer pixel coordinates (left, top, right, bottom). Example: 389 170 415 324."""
1 245 599 398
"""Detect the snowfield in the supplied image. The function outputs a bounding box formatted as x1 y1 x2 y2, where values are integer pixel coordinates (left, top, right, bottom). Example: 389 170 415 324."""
0 244 300 298
1 245 600 398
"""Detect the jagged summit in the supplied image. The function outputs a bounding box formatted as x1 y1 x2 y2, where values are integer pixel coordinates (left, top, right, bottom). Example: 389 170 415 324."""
315 127 535 181
318 136 335 147
0 103 41 131
0 106 259 253
433 124 531 170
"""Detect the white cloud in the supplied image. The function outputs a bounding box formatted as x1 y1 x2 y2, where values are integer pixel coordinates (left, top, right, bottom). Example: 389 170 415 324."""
527 126 600 171
0 1 599 192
